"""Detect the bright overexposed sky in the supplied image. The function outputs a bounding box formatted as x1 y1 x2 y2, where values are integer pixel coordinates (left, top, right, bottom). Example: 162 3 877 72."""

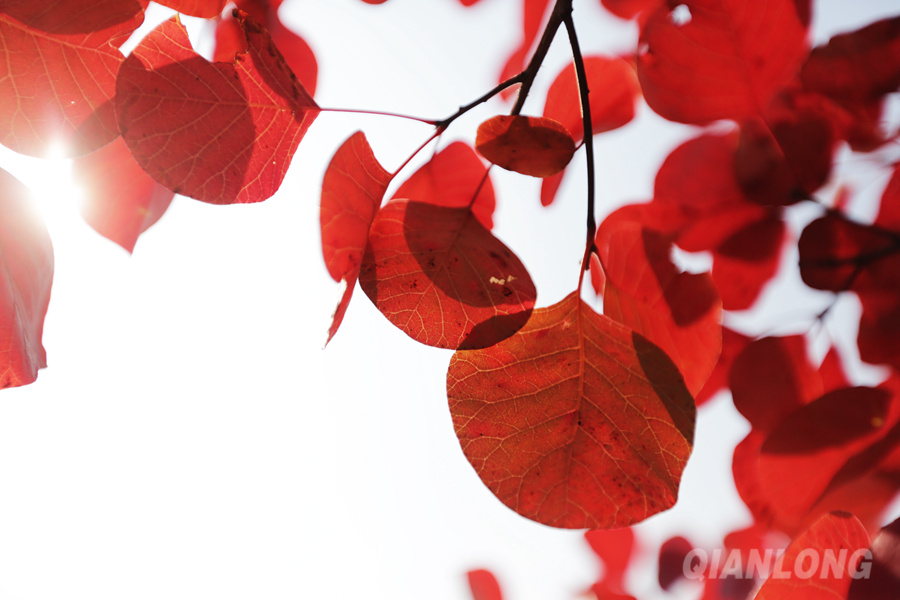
0 2 898 600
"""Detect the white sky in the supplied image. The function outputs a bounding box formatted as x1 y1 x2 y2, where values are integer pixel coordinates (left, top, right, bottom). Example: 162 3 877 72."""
0 1 898 600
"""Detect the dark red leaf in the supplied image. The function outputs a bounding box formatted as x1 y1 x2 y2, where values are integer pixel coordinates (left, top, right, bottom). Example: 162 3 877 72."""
476 115 575 177
116 13 318 204
0 0 147 156
658 535 694 590
359 200 535 350
447 292 695 528
596 209 722 395
754 512 870 600
711 215 786 310
801 16 900 105
393 142 495 230
848 516 900 600
858 291 900 369
72 136 174 253
544 55 640 141
154 0 227 17
0 168 53 389
637 0 809 124
320 132 391 345
467 569 502 600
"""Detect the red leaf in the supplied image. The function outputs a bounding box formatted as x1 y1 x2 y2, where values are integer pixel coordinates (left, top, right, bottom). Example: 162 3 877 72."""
320 132 391 345
801 16 900 105
729 336 822 432
848 516 900 600
544 55 640 142
447 292 695 528
359 200 536 350
596 210 722 396
393 142 495 231
0 0 147 156
711 215 786 311
497 0 552 100
600 0 662 21
694 327 751 407
72 136 174 253
115 13 318 204
467 569 503 600
214 1 317 96
585 527 636 591
758 386 895 525
0 168 53 389
155 0 227 17
754 512 870 600
858 291 900 370
658 535 694 590
637 0 809 124
475 115 575 177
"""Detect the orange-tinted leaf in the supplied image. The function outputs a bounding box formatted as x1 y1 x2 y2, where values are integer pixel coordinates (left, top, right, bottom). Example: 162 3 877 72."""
393 142 495 230
597 209 722 396
0 0 147 156
637 0 809 124
116 13 318 204
848 516 900 600
802 16 900 105
359 200 535 350
447 292 695 528
754 512 870 600
72 136 174 253
0 168 53 388
214 1 317 96
320 132 391 345
467 569 503 600
155 0 227 17
476 115 575 177
544 55 640 141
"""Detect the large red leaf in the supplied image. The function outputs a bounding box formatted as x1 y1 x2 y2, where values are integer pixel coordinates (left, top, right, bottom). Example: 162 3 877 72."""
637 0 809 124
447 292 695 528
115 13 318 204
596 209 722 396
0 168 54 389
0 0 147 156
393 142 495 231
544 55 640 142
358 200 536 350
155 0 227 17
475 115 575 177
72 136 174 253
754 512 870 600
320 132 391 345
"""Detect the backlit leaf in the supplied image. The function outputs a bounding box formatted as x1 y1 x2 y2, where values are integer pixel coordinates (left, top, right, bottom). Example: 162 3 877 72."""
320 132 391 345
115 13 318 204
544 55 640 141
476 115 575 177
0 168 53 389
637 0 809 123
359 200 535 350
72 136 175 253
155 0 227 17
754 512 870 600
467 569 503 600
596 209 722 395
0 0 147 156
393 142 495 230
447 292 695 528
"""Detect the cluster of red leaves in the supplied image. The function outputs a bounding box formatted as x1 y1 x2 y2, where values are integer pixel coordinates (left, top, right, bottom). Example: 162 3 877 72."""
2 0 900 598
